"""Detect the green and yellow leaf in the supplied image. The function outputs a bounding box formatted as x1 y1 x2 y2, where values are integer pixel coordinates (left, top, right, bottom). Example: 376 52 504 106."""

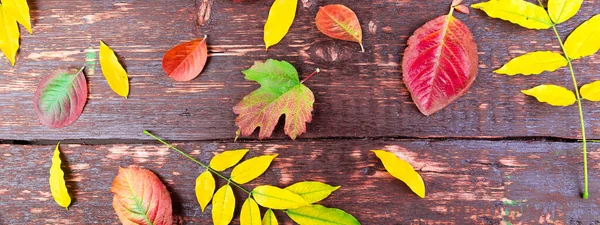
241 198 262 225
212 184 235 225
522 84 576 106
2 0 31 33
210 149 249 172
252 185 309 209
0 5 20 66
195 171 215 212
581 81 600 101
264 0 298 50
564 14 600 60
99 40 129 98
262 209 278 225
286 204 361 225
548 0 583 24
371 150 425 198
284 181 340 204
49 143 71 210
231 154 278 184
494 51 568 76
472 0 552 30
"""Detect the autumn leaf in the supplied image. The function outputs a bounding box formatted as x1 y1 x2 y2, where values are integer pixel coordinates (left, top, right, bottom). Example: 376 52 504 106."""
252 185 309 209
264 0 298 50
564 14 600 60
286 204 361 225
262 209 278 225
2 0 31 33
240 198 261 225
233 59 315 139
472 0 553 30
315 4 364 52
522 84 576 106
0 5 20 66
162 36 208 81
548 0 583 24
371 150 425 198
285 181 340 204
196 171 215 212
110 166 173 225
100 41 129 98
49 143 71 210
581 81 600 102
212 184 235 225
494 51 568 76
231 154 278 184
402 4 478 115
34 67 88 128
454 5 470 14
210 149 249 172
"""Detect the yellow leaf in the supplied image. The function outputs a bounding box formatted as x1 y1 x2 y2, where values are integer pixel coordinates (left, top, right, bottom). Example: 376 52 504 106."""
195 171 215 212
49 143 71 210
231 154 278 184
264 0 298 50
548 0 583 24
210 149 249 172
262 209 278 225
284 181 340 204
0 5 20 66
99 41 129 98
240 198 261 225
472 0 552 30
522 84 576 106
494 51 568 76
252 185 309 209
2 0 31 33
371 150 425 198
286 204 361 225
564 14 600 60
212 184 235 225
581 81 600 102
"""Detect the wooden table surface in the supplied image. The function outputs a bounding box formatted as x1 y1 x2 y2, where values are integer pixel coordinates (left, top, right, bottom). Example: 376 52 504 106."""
1 0 600 224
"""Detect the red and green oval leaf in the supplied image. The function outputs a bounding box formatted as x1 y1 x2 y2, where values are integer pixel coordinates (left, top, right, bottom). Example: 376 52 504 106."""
402 13 478 116
162 36 208 82
316 4 364 52
34 67 88 128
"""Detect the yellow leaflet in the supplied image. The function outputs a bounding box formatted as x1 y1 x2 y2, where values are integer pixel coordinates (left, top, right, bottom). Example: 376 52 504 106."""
262 209 278 225
0 5 20 66
264 0 298 50
99 41 129 98
494 51 568 76
209 149 249 172
212 185 235 225
2 0 31 33
472 0 552 30
548 0 583 24
522 84 576 106
564 14 600 60
581 81 600 102
195 171 215 212
251 185 309 209
284 181 340 204
240 198 261 225
231 154 278 184
371 150 425 198
49 143 71 210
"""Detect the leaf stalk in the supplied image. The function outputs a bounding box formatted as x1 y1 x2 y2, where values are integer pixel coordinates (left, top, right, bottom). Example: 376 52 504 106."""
300 68 321 84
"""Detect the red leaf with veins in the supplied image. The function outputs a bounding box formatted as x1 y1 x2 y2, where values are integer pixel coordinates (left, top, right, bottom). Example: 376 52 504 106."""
316 4 364 52
162 37 208 81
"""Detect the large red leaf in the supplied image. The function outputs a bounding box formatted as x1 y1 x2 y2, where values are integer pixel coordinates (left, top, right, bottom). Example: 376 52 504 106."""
34 67 88 128
402 13 478 116
162 36 208 82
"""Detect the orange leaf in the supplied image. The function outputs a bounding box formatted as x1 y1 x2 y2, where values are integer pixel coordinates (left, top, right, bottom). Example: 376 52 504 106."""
454 5 470 14
315 4 364 52
162 36 208 82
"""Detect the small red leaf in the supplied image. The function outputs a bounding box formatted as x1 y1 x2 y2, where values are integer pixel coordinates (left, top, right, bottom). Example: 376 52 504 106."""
316 4 364 52
34 67 88 128
454 5 470 14
162 36 208 82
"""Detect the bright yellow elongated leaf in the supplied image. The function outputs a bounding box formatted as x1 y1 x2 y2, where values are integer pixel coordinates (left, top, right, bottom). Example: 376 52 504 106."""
564 14 600 60
371 150 425 198
472 0 552 30
49 143 71 210
286 204 361 225
522 84 576 106
0 5 20 66
212 184 235 225
284 181 340 204
262 209 278 225
2 0 31 33
210 149 249 172
494 51 568 76
99 41 129 98
231 154 278 184
264 0 298 50
195 171 215 212
581 81 600 101
548 0 583 24
240 198 261 225
252 185 309 209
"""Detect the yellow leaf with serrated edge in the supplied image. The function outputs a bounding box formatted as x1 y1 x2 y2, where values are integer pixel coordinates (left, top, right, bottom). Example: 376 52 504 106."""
50 143 71 210
472 0 552 30
195 171 215 212
264 0 298 50
0 5 20 66
231 154 278 184
522 84 576 106
252 185 309 209
241 198 261 225
210 149 249 172
564 14 600 60
548 0 583 24
371 150 425 198
212 185 235 225
262 209 278 225
99 41 129 98
284 181 340 204
494 51 568 76
2 0 31 33
581 81 600 102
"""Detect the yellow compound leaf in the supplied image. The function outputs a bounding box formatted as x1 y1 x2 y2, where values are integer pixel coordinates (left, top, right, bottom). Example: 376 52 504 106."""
581 81 600 102
2 0 31 33
0 5 20 66
231 154 278 184
494 51 568 76
284 181 340 204
240 198 261 225
209 149 249 172
371 150 425 198
564 14 600 60
49 143 71 210
212 184 235 225
262 209 278 225
99 41 129 98
195 171 215 212
472 0 552 30
548 0 583 24
522 84 576 106
251 185 309 210
264 0 298 50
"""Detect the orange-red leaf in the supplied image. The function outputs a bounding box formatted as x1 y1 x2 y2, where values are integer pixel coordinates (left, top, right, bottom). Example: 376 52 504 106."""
454 5 470 14
315 4 363 52
162 36 208 82
402 12 478 116
110 166 173 225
